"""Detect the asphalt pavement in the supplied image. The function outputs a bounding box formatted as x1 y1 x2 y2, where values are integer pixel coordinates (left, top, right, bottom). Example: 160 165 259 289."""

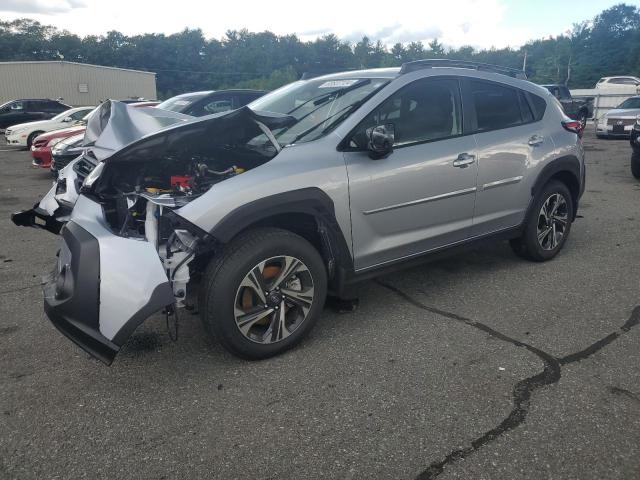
0 130 638 480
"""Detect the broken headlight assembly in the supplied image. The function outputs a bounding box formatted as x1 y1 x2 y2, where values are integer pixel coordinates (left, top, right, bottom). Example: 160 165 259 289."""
80 161 104 191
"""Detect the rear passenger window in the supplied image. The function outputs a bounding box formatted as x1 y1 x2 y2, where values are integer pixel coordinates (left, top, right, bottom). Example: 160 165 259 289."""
471 80 526 132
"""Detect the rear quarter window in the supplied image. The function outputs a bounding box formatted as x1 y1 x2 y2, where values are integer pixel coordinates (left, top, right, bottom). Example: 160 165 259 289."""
527 93 547 121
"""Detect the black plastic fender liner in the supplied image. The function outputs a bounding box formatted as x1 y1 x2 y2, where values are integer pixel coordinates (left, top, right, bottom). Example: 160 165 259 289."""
209 187 355 288
529 154 583 219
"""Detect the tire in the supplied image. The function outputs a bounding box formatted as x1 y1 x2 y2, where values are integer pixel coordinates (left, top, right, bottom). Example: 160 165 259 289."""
26 131 42 149
510 180 574 262
632 151 640 179
199 227 328 360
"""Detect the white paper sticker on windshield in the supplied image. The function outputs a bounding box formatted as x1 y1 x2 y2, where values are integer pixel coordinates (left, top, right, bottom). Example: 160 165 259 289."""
318 80 359 88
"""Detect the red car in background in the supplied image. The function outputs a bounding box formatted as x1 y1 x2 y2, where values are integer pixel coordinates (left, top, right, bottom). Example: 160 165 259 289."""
30 101 160 169
31 125 86 168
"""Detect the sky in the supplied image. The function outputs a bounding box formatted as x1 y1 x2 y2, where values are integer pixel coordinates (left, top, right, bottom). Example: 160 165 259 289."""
0 0 637 49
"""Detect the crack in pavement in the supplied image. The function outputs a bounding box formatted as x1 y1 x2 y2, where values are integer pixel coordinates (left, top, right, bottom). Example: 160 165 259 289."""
0 284 40 296
374 279 640 480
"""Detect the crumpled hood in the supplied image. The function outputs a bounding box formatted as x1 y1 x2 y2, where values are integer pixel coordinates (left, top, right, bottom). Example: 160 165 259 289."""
606 108 640 118
88 103 295 163
84 101 193 160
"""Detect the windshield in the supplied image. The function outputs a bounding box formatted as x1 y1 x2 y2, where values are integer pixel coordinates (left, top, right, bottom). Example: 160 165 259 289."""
156 92 212 112
249 77 389 145
617 98 640 109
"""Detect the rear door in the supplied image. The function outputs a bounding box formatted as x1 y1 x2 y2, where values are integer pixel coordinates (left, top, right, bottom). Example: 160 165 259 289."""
343 77 478 270
467 79 555 235
24 100 49 122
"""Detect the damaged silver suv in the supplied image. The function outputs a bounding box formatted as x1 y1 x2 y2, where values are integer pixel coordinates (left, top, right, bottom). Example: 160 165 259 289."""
13 60 585 364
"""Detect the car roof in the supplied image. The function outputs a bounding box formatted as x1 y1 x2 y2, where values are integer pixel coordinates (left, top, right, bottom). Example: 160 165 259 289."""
600 76 640 80
8 98 66 102
309 68 401 82
172 91 215 98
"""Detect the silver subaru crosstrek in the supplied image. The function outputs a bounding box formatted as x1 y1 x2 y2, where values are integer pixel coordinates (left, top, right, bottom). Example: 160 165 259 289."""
13 60 585 364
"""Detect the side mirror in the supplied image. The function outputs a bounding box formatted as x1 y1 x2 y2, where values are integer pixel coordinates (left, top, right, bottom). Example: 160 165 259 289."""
62 116 73 122
366 124 394 159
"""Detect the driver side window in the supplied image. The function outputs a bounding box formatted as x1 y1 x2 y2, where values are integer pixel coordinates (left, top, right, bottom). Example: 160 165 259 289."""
350 78 462 148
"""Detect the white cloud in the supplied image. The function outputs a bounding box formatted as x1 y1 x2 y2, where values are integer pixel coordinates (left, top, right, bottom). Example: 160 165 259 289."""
0 0 536 49
0 0 86 14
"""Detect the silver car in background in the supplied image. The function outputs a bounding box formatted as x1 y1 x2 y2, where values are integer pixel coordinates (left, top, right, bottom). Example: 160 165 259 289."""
595 96 640 138
12 60 585 364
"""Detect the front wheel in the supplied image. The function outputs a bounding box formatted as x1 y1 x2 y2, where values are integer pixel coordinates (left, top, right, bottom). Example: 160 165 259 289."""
26 131 42 149
632 151 640 179
200 228 328 359
510 180 574 262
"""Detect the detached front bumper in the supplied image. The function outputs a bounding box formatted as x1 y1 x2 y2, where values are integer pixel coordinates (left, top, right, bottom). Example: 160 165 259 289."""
11 205 65 234
44 221 119 364
43 196 174 364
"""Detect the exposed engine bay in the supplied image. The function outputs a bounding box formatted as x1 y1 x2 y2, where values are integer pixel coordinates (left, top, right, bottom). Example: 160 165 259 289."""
12 101 297 317
88 105 293 307
98 154 258 306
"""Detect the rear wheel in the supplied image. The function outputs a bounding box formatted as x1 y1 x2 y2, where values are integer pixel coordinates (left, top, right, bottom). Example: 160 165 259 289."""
510 180 574 262
632 151 640 179
200 228 327 359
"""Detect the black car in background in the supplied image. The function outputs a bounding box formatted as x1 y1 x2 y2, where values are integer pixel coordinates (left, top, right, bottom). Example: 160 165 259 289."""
630 121 640 178
0 99 70 129
156 89 266 116
541 84 591 125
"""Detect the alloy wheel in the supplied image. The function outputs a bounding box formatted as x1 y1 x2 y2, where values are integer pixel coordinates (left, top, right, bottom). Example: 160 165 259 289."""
234 255 315 344
536 193 568 251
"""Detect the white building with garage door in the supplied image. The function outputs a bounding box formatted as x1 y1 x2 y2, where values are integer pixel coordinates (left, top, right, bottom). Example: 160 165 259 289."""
0 61 156 106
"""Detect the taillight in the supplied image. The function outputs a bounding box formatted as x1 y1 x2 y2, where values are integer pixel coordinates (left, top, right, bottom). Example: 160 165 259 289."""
562 120 584 137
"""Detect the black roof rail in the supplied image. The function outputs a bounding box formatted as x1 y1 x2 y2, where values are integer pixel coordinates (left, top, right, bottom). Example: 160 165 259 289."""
399 59 527 80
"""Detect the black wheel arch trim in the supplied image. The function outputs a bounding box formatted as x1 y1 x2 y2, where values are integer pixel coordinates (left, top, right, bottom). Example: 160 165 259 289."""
209 188 354 287
530 154 582 220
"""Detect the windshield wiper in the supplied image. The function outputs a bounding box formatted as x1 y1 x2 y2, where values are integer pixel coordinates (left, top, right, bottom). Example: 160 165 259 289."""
286 85 384 145
287 101 364 145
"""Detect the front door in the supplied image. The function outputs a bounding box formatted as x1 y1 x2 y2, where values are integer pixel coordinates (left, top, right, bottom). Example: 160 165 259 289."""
343 77 478 271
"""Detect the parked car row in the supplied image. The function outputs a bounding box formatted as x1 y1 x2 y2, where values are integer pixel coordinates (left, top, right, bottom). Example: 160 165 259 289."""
3 89 267 176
